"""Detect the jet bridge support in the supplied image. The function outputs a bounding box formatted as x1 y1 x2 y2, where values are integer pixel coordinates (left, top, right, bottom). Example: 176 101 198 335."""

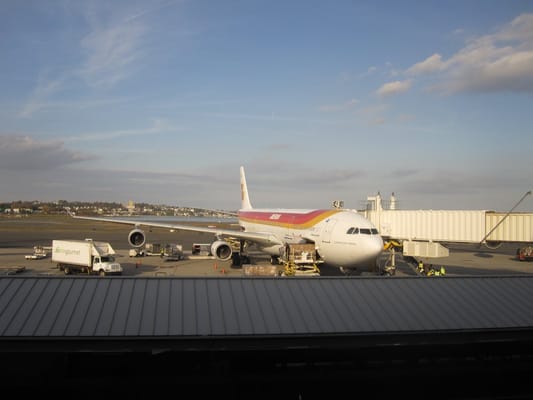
381 240 401 276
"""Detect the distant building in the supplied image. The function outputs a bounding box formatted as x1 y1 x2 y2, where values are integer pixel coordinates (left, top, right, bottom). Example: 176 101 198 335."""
126 200 135 215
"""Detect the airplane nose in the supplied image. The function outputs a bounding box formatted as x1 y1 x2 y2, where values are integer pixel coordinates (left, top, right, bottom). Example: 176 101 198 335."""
366 236 384 270
372 235 384 256
357 236 384 271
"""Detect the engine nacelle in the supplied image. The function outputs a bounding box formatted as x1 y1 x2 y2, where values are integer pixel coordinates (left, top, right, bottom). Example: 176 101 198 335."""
211 240 233 261
128 228 146 248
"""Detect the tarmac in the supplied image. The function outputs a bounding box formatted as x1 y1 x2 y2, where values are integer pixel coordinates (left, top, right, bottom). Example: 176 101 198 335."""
0 215 531 278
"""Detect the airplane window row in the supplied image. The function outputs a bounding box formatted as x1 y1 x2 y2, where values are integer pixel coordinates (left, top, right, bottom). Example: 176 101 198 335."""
346 227 379 235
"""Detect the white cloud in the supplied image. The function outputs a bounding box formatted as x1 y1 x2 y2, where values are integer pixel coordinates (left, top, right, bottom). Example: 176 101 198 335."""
65 119 175 142
356 66 377 79
376 80 412 97
406 54 444 75
18 78 65 118
495 13 533 43
79 21 146 87
18 4 151 118
407 13 533 93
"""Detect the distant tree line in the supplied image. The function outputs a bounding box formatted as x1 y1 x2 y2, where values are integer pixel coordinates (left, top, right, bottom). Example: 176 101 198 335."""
0 200 233 217
0 200 123 215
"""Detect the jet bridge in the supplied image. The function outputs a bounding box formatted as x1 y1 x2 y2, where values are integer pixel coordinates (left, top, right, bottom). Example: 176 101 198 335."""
360 192 533 259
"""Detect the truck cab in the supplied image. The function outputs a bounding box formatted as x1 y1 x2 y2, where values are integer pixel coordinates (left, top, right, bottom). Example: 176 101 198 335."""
92 255 122 276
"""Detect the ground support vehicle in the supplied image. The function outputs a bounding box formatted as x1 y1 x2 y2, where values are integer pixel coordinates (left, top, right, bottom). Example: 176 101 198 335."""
144 243 161 256
517 246 533 261
192 243 212 256
129 248 145 257
162 243 184 261
280 243 321 276
52 239 122 276
25 245 48 260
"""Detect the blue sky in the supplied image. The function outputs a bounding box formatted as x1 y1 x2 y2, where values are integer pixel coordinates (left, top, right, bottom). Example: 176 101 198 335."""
1 0 532 211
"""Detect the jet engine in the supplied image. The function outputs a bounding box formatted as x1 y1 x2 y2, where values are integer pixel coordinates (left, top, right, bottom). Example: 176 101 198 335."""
211 240 233 261
128 228 146 248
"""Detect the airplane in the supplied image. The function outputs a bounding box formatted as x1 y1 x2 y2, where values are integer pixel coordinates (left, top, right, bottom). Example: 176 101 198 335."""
70 166 384 274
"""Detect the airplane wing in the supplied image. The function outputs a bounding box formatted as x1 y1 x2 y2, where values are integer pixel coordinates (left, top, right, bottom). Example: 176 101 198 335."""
69 214 282 247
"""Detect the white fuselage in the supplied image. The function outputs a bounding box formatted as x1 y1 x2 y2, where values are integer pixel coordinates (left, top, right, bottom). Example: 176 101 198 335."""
238 208 383 270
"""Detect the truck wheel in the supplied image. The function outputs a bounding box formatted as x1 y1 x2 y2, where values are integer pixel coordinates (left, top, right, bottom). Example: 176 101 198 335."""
99 270 106 276
64 266 70 275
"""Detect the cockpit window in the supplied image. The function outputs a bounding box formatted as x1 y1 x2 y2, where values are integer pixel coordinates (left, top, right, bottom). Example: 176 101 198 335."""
347 227 378 235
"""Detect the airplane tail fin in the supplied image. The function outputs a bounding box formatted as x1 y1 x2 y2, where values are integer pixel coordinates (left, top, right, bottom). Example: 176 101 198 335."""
240 166 253 210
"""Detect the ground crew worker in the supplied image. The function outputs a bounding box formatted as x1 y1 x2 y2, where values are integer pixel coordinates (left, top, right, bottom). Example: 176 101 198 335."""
424 263 431 275
418 260 424 273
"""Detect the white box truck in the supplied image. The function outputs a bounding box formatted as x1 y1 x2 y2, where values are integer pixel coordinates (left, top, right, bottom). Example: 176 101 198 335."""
52 239 123 276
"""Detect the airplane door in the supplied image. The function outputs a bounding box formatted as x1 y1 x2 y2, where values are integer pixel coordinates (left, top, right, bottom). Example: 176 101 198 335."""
321 219 337 243
287 214 295 236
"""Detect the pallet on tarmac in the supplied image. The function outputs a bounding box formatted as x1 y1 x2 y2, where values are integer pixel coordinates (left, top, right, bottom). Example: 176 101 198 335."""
0 265 26 275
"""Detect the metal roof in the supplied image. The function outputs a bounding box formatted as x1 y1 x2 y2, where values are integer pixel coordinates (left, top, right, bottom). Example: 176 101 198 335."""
2 275 533 340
